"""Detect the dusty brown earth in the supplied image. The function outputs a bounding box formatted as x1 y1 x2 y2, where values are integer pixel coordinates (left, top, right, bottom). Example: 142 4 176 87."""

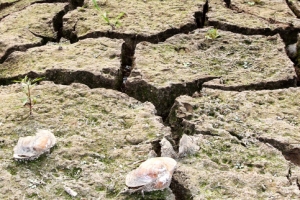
0 0 300 199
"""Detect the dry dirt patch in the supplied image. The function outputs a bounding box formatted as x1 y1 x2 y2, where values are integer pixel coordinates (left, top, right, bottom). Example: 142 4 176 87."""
207 0 300 35
0 81 171 199
172 135 300 199
0 37 123 89
0 0 300 199
125 28 296 117
168 88 300 162
62 0 206 41
0 3 67 63
167 87 300 199
0 0 40 20
0 0 69 16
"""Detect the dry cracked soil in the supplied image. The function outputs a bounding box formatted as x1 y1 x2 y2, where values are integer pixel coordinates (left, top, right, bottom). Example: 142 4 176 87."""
1 0 300 199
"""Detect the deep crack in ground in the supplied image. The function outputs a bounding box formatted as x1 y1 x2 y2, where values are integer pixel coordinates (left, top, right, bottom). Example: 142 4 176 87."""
1 0 300 199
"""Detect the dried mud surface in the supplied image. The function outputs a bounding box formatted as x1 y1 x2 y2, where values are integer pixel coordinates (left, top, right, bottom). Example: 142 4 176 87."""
0 37 123 88
62 0 206 41
0 82 171 199
125 28 296 117
0 2 67 63
168 88 300 199
0 0 300 199
208 0 300 36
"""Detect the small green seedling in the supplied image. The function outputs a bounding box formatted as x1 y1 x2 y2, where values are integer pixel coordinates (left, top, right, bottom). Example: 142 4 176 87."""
14 76 44 116
102 12 125 29
92 0 125 29
205 28 221 40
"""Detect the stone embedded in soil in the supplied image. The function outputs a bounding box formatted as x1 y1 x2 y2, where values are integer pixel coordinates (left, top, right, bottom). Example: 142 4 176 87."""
208 0 300 34
0 37 123 89
160 138 178 159
125 28 296 117
168 88 300 199
178 134 199 158
62 0 206 40
0 3 67 62
0 81 171 199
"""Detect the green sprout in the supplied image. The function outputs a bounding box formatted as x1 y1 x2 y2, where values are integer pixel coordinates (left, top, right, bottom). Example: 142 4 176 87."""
92 0 125 29
14 76 44 116
205 28 221 40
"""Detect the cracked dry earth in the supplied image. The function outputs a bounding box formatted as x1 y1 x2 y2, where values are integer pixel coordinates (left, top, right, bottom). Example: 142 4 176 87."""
1 0 300 199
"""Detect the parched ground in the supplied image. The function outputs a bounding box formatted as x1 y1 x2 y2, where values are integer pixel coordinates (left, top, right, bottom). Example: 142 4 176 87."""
168 88 300 199
0 2 67 63
0 37 123 88
0 82 171 199
125 28 295 117
62 0 206 41
0 0 300 199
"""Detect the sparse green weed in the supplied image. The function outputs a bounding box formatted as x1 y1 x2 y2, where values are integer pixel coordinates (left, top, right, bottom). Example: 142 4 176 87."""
92 0 125 29
205 28 220 40
14 75 43 116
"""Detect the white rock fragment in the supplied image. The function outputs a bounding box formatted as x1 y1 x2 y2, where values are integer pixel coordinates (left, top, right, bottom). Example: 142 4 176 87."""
147 150 157 158
64 186 78 197
178 134 200 157
286 43 297 59
160 138 178 159
13 129 56 160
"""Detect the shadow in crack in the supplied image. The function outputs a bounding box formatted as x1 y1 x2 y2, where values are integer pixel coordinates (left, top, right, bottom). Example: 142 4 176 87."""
170 171 193 200
258 137 300 167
